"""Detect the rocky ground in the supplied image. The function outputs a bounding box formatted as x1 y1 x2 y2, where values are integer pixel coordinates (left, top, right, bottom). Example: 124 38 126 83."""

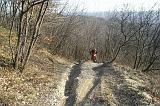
63 62 160 106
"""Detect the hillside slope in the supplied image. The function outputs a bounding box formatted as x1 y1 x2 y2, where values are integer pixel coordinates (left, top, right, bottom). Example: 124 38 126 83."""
0 26 74 106
0 47 74 106
0 26 160 106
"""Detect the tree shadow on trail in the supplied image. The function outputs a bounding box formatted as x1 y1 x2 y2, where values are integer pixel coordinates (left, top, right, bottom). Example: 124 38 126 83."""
64 62 82 106
78 63 111 106
79 63 147 106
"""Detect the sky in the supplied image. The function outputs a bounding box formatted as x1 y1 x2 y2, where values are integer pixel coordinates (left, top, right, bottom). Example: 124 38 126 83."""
61 0 160 12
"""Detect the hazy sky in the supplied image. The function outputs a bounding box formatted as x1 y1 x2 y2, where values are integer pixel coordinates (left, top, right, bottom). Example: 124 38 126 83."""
62 0 160 12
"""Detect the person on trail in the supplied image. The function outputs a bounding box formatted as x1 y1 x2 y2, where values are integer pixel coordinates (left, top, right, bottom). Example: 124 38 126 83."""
90 49 97 62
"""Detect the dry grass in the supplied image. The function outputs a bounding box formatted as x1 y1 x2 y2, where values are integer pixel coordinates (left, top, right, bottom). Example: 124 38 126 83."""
0 53 71 105
0 26 73 106
0 68 36 105
113 62 160 103
147 71 160 100
0 64 60 105
0 26 16 59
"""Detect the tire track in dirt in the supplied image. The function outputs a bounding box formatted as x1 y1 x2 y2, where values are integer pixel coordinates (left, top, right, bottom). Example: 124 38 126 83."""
78 63 153 106
78 63 108 106
64 62 156 106
64 62 82 106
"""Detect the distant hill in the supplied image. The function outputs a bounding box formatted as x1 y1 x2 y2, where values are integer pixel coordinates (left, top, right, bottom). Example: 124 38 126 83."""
79 11 114 19
78 10 160 20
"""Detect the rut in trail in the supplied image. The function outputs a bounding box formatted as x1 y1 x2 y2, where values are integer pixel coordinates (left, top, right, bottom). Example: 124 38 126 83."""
64 62 82 106
64 62 159 106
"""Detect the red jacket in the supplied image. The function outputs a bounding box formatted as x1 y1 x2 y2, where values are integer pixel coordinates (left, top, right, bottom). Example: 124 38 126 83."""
90 50 97 56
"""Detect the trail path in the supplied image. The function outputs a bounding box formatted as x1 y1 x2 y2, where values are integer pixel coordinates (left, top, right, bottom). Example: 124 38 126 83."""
64 62 159 106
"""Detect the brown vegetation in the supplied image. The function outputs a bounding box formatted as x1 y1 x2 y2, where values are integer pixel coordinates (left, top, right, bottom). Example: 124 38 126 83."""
0 0 160 105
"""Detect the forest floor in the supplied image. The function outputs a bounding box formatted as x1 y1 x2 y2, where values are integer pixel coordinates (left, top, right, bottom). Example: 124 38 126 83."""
0 26 160 106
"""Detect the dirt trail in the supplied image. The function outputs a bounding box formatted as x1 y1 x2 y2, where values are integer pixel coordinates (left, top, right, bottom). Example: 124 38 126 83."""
91 63 150 106
63 62 159 106
64 62 82 106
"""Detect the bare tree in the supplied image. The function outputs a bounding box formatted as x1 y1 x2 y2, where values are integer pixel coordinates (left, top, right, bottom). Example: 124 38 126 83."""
2 0 51 71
